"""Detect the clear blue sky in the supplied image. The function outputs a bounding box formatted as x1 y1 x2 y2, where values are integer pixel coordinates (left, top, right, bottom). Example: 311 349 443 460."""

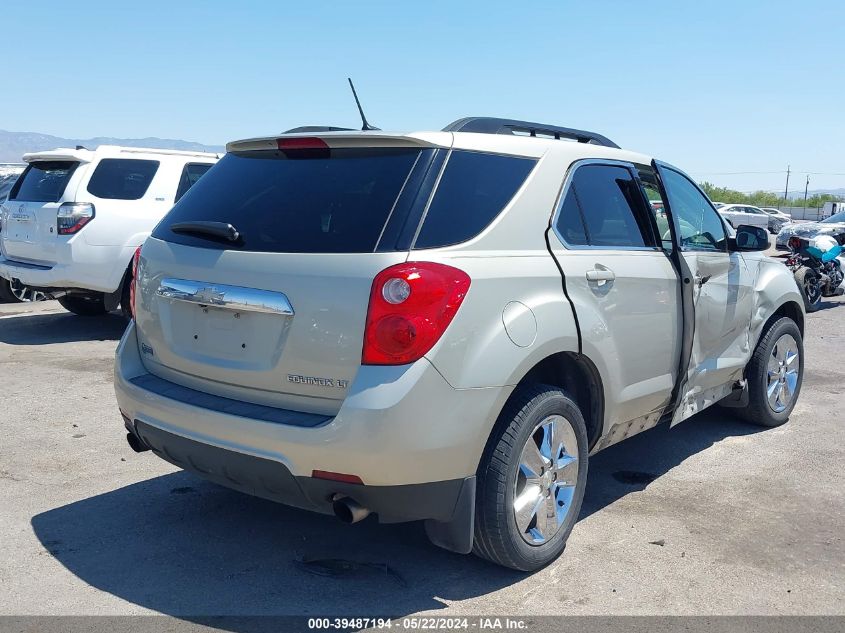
2 0 843 192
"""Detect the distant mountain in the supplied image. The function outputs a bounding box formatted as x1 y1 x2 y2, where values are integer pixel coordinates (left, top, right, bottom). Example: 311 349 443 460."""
0 129 224 162
783 188 845 199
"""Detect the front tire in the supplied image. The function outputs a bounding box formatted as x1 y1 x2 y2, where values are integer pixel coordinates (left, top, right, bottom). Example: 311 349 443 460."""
736 317 803 427
473 384 588 571
57 294 108 316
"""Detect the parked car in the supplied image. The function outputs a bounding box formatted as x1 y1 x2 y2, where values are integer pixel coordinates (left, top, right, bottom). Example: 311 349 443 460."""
0 165 29 302
0 146 219 316
115 118 805 571
776 211 845 251
717 203 771 233
760 207 793 234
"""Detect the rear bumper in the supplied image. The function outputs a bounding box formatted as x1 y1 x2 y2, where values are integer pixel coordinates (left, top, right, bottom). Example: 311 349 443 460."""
115 321 509 512
0 244 134 293
130 418 472 525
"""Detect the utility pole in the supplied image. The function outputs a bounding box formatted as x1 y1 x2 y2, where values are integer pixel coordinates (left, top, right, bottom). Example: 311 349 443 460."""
783 165 790 208
804 175 810 210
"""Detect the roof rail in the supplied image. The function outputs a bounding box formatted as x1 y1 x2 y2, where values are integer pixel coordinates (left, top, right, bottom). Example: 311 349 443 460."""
283 126 355 134
443 117 620 149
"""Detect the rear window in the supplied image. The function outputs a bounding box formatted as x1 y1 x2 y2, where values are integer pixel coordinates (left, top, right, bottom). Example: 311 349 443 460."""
154 148 422 253
10 161 78 203
87 159 159 200
174 162 214 203
414 151 536 249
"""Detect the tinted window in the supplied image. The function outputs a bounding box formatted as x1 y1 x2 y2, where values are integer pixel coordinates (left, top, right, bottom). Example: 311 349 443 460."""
555 164 650 248
10 161 78 203
414 151 536 248
556 185 589 245
154 148 422 253
174 162 213 203
87 159 159 200
639 167 672 251
661 168 726 252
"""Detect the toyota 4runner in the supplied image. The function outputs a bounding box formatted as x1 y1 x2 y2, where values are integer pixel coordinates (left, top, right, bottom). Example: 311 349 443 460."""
114 118 805 571
0 145 219 316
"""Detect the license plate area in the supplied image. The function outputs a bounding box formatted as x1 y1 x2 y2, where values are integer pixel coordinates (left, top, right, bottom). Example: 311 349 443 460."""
162 301 289 371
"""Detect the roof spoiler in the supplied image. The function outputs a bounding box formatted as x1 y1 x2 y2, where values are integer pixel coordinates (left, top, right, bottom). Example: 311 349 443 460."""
443 117 620 149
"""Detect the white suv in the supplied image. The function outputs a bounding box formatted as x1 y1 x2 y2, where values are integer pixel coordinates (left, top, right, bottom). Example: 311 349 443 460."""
115 119 805 570
0 146 219 316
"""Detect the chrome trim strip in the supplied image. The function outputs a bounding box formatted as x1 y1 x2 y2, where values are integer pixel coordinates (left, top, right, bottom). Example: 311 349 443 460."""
156 278 294 316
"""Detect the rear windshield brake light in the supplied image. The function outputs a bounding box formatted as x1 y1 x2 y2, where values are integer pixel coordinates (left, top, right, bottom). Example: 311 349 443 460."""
276 137 329 151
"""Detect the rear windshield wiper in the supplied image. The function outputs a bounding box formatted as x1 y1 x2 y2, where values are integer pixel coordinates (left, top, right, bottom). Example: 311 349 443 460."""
170 221 241 243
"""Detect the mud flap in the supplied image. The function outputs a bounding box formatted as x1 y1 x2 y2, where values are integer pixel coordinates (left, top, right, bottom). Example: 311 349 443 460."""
424 476 475 554
104 285 122 312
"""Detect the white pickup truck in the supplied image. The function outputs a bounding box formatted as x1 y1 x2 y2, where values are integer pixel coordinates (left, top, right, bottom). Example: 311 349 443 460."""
0 145 219 315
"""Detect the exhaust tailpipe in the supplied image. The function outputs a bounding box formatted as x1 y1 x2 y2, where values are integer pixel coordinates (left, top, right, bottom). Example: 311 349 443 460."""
332 496 370 524
126 432 150 453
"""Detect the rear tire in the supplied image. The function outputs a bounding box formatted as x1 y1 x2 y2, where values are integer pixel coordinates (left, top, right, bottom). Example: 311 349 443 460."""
58 294 108 316
473 384 588 571
735 317 803 427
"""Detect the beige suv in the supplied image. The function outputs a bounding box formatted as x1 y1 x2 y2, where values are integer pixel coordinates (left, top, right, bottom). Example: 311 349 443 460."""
114 118 805 571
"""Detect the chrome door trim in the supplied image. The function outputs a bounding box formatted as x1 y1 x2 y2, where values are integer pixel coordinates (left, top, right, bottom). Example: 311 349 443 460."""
156 278 294 316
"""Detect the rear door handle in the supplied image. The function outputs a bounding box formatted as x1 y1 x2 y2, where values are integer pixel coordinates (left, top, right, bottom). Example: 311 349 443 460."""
586 268 616 282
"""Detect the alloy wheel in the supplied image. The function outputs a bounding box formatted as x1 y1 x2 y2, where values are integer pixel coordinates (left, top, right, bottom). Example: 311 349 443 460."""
766 333 800 413
513 414 580 545
10 280 47 302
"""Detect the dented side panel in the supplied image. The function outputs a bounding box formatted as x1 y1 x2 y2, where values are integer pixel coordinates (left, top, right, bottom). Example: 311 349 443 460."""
672 253 804 424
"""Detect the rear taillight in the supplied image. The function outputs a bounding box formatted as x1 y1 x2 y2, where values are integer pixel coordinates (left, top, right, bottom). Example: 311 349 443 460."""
129 246 141 319
362 262 471 365
57 202 95 235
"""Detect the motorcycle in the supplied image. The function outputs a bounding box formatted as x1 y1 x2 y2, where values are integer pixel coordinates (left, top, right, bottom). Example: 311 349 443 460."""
785 235 844 312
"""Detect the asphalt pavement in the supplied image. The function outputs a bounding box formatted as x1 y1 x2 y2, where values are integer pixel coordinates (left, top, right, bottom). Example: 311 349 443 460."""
0 292 843 620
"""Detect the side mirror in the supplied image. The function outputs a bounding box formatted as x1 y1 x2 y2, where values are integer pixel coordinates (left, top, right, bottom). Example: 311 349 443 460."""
730 224 769 252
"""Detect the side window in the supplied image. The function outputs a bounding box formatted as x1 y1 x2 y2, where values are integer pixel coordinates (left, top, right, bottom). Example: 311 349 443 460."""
414 151 536 249
87 159 160 201
638 167 673 251
557 185 589 245
660 168 727 252
554 164 652 248
174 163 214 203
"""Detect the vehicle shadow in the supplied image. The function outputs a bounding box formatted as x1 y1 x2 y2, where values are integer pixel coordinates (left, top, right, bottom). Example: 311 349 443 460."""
30 407 766 624
0 312 127 345
581 407 764 519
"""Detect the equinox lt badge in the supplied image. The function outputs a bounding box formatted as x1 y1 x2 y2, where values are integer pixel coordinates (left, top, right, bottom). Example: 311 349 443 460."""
288 374 349 389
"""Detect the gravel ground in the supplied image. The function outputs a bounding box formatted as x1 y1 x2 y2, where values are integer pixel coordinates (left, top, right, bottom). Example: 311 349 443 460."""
0 290 843 620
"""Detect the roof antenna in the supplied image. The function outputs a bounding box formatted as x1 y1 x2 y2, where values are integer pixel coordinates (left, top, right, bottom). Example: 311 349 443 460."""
348 78 380 131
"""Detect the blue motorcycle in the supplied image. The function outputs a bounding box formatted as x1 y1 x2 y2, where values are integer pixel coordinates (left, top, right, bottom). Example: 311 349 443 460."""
785 236 844 311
